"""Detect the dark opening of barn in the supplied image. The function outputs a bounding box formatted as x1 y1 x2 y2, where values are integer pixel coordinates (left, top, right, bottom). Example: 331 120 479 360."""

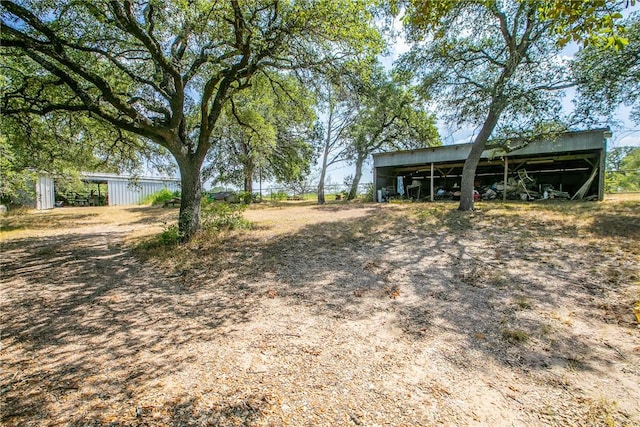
373 128 610 203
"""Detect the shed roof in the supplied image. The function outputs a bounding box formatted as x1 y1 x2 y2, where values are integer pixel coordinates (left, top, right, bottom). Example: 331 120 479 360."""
81 172 180 183
373 128 610 168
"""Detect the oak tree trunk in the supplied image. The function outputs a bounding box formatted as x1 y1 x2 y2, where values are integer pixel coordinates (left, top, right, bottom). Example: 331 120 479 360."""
458 107 502 211
317 102 335 205
317 135 330 205
244 166 254 195
317 167 326 205
177 157 203 242
347 153 365 200
458 142 484 211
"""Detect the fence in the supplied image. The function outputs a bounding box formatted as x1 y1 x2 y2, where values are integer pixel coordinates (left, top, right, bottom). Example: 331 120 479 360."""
257 183 372 200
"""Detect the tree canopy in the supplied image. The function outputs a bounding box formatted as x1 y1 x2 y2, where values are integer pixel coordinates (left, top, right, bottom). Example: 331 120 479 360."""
400 0 582 210
1 0 383 240
573 12 640 126
606 146 640 191
345 67 440 200
203 73 317 195
400 0 631 48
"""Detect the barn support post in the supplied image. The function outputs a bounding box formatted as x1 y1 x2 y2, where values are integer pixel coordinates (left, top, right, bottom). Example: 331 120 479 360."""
598 139 607 201
503 157 508 202
430 163 434 202
373 167 378 202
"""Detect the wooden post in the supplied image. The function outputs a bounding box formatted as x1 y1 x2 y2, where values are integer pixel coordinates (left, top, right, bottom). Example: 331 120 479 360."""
430 162 434 202
373 167 378 202
598 148 605 201
503 157 508 201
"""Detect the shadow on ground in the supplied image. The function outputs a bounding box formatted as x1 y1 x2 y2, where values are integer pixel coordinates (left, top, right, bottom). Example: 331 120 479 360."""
232 206 635 369
1 230 255 425
1 202 637 425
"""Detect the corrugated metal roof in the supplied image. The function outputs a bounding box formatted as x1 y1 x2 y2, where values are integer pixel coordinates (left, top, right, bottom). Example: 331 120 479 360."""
81 172 180 183
373 128 610 168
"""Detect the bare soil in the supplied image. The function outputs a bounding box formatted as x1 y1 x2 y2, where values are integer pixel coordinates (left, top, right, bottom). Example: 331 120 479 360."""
1 197 639 426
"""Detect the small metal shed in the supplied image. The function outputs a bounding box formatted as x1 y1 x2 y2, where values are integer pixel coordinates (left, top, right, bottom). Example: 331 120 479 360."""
35 172 181 209
373 128 610 202
83 172 181 206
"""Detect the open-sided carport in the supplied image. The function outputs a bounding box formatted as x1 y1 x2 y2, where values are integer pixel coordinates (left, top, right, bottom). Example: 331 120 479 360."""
373 128 610 202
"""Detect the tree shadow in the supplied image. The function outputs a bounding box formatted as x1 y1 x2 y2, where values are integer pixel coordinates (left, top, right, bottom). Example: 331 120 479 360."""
65 393 273 426
589 212 640 239
2 202 637 425
223 205 635 376
119 206 179 226
1 230 258 425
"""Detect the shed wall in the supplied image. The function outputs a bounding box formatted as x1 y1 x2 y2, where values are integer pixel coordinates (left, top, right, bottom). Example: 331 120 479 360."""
35 176 55 210
107 179 180 206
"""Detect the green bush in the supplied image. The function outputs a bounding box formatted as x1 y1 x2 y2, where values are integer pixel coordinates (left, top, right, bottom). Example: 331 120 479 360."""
361 183 375 202
141 188 180 206
237 191 254 204
270 191 288 201
157 224 181 246
201 199 251 231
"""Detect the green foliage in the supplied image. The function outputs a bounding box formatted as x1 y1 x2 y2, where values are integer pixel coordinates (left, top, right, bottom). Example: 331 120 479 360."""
606 147 640 192
400 1 571 133
157 224 181 247
236 191 256 204
203 73 318 193
573 13 640 126
345 65 440 199
270 191 289 201
537 0 630 49
401 1 630 49
201 200 251 231
361 183 376 202
0 135 36 203
141 189 181 206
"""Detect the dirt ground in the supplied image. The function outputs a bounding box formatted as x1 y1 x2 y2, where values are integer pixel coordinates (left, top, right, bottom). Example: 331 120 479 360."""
1 197 639 426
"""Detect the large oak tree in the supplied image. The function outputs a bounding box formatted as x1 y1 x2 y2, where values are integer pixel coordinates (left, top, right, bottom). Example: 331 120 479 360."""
399 0 625 210
1 0 382 240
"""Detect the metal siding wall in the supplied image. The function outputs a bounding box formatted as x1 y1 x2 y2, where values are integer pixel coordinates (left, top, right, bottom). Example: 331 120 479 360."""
107 180 117 206
108 180 140 206
164 181 181 193
128 182 143 205
35 176 55 210
140 182 163 201
107 178 180 206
